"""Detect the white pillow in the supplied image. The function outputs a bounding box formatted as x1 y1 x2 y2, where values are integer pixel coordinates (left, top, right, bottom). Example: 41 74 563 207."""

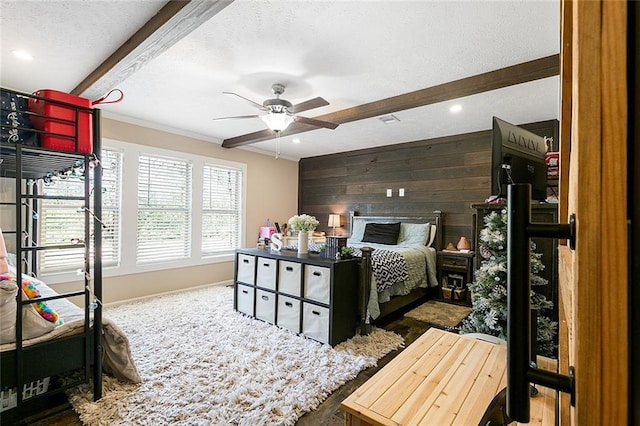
0 280 17 343
6 253 16 267
350 218 367 242
398 222 431 246
0 277 57 344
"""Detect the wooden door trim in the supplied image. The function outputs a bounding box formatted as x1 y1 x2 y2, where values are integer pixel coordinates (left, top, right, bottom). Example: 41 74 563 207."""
599 1 628 423
561 1 628 424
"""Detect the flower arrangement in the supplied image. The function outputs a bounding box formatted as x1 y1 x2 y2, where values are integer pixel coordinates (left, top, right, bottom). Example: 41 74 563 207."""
288 214 319 232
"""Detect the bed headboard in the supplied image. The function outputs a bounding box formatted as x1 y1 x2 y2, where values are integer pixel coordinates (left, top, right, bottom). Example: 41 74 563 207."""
348 210 444 251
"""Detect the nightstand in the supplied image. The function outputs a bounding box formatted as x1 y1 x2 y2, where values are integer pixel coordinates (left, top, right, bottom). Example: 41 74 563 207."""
437 250 474 305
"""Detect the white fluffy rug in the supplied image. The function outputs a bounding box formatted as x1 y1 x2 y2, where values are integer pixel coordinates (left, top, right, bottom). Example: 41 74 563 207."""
67 285 404 425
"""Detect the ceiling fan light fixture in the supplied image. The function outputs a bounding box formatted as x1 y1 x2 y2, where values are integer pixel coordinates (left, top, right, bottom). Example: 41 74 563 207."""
261 112 294 132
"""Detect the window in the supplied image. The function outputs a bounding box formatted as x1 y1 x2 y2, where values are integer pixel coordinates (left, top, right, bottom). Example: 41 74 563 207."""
136 154 192 264
39 148 122 274
202 164 242 256
36 139 246 281
100 149 123 268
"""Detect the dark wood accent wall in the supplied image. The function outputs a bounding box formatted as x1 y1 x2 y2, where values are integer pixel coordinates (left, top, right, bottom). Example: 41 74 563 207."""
298 119 558 249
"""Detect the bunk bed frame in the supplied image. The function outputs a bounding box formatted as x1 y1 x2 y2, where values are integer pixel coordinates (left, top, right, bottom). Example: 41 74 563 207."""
0 87 103 410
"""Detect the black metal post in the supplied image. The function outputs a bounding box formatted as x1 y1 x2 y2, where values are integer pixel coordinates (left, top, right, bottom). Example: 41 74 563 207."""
506 183 532 422
92 109 103 400
505 184 576 423
359 247 373 335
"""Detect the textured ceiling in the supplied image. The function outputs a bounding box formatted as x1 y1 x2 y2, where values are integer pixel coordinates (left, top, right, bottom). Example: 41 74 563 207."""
0 0 560 160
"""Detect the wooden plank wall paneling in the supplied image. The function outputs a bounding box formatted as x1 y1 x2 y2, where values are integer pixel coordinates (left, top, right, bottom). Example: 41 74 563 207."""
299 119 558 248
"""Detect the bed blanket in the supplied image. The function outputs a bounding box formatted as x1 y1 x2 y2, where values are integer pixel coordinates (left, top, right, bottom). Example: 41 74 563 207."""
352 248 409 292
347 241 438 320
0 267 141 384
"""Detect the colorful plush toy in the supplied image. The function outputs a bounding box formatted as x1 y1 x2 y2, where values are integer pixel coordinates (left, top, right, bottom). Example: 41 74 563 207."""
0 273 63 325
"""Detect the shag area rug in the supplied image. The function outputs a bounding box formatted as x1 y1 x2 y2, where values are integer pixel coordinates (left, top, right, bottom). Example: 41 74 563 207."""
404 300 471 328
67 285 404 425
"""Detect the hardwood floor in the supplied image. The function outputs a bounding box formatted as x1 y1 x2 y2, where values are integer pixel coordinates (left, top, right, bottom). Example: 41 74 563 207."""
1 313 435 426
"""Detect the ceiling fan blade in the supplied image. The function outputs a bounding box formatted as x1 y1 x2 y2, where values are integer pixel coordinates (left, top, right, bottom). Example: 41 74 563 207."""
293 115 339 130
222 92 269 111
289 97 329 114
212 115 261 121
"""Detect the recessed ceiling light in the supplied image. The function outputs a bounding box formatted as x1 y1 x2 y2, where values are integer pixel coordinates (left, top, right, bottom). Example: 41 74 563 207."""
449 104 463 113
379 114 400 124
12 50 34 61
292 138 301 144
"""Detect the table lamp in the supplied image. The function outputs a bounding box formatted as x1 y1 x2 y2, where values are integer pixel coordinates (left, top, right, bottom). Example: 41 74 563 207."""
328 214 340 236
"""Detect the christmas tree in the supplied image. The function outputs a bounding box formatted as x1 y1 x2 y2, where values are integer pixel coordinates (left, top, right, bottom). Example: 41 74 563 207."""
459 209 557 356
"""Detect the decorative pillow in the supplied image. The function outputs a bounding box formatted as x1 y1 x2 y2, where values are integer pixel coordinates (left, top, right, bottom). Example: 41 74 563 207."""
362 222 401 245
398 222 431 246
20 277 61 324
0 274 62 344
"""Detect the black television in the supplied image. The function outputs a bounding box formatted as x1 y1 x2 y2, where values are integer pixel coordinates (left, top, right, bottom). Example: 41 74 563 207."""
491 117 548 201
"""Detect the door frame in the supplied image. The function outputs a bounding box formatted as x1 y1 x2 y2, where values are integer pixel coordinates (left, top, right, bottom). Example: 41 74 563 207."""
559 1 628 424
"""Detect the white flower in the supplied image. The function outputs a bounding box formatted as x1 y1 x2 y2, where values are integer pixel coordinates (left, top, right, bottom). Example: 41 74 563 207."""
288 214 319 232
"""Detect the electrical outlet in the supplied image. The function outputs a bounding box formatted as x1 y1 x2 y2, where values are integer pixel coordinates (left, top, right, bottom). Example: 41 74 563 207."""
399 188 405 197
386 189 392 197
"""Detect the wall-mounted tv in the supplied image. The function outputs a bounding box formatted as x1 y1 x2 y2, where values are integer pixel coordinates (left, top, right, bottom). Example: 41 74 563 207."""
491 117 548 201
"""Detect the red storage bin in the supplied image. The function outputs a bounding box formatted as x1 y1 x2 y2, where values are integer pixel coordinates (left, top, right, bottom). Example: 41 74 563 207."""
28 89 93 153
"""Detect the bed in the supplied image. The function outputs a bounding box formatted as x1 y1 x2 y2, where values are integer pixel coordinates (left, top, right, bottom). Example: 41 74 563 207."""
348 211 444 326
0 256 140 410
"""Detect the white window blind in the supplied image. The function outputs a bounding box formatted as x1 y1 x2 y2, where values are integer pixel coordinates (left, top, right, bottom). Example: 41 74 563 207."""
202 164 242 256
137 154 192 264
100 149 122 268
39 148 122 273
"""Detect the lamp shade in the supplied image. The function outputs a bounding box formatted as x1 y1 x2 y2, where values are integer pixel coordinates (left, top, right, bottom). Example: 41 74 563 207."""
261 112 294 132
328 214 340 228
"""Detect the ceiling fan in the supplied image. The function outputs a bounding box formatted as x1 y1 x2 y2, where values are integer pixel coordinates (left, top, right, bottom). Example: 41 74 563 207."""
212 83 339 133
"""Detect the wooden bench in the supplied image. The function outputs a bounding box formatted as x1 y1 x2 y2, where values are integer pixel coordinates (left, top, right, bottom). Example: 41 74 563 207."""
341 328 557 425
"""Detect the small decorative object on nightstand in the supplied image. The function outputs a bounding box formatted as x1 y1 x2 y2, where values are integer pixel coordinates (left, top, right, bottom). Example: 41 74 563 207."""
456 236 471 252
438 250 474 305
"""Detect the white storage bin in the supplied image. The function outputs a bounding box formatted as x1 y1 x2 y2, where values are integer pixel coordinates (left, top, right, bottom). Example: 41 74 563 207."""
302 302 330 344
237 254 256 285
304 265 331 304
277 294 301 333
256 257 277 290
255 289 276 324
278 261 301 296
235 284 255 316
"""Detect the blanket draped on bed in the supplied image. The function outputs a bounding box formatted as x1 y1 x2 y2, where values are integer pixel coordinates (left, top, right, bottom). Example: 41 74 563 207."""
352 248 409 292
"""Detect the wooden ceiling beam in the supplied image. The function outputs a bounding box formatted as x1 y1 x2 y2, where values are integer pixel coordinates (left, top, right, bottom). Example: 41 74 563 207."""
222 54 560 149
71 0 233 100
